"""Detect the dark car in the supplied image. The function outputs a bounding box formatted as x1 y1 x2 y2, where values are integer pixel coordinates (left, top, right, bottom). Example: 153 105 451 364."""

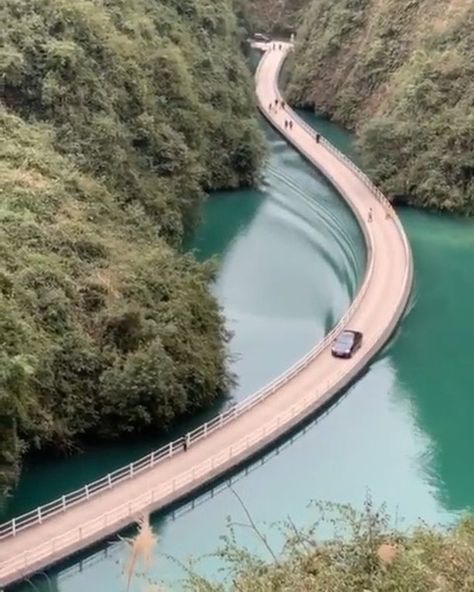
331 330 362 359
253 33 270 43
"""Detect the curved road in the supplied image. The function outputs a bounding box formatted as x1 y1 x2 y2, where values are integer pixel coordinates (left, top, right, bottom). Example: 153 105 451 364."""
0 42 412 588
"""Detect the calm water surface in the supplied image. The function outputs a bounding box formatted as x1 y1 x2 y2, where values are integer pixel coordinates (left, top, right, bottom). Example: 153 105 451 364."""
1 119 363 523
11 116 474 591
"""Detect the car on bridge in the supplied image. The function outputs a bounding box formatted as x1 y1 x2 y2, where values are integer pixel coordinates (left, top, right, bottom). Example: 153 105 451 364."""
331 330 363 358
253 33 270 43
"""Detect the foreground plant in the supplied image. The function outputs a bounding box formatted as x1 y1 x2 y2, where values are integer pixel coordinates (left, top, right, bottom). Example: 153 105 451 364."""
183 500 474 591
122 515 158 592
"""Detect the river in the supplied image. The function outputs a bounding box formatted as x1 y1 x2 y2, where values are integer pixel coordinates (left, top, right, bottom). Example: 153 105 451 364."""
9 115 474 591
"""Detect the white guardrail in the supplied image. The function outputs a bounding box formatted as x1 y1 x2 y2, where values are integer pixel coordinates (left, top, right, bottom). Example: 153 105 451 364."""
261 42 412 299
0 44 411 571
0 374 346 580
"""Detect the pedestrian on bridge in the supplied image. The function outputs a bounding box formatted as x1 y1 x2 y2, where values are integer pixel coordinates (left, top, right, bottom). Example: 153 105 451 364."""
268 102 272 111
284 120 288 129
281 100 285 109
315 132 320 143
274 98 279 108
279 44 282 50
289 120 293 131
368 207 373 223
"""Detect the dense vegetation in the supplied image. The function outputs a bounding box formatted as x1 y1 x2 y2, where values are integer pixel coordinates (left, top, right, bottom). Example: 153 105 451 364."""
286 0 474 213
186 502 474 591
0 0 264 490
233 0 308 35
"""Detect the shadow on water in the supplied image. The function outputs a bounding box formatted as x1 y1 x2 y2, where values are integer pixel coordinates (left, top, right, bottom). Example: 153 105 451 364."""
184 186 266 263
388 209 474 513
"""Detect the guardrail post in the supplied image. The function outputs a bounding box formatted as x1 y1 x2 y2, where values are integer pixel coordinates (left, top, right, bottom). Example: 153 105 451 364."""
107 474 112 488
37 507 42 524
85 485 90 500
130 464 134 477
168 442 173 457
12 518 16 536
150 451 155 466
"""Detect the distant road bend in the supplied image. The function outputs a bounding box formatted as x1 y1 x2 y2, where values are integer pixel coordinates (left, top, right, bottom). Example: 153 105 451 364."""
0 41 413 588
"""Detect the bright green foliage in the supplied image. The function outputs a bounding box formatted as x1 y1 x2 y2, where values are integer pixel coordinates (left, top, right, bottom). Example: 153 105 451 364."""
0 0 264 489
287 0 474 213
186 502 474 591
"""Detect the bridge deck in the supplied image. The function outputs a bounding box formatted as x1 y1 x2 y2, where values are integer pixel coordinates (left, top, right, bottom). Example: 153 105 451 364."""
0 42 412 588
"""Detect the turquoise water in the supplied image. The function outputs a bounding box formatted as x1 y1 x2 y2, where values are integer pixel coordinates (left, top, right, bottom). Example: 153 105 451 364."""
0 119 364 524
10 114 474 591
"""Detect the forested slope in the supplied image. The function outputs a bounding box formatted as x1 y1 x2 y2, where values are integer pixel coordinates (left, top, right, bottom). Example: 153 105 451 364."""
287 0 474 213
233 0 308 34
0 0 264 490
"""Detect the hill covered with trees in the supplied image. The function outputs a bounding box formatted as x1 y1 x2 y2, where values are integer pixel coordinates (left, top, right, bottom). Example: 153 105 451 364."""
286 0 474 213
0 0 264 491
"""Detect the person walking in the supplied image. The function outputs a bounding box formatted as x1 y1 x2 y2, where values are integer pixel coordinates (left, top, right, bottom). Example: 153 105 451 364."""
368 208 373 223
268 102 272 112
279 43 282 50
289 120 293 131
274 98 279 108
315 133 320 143
284 120 288 129
281 100 285 109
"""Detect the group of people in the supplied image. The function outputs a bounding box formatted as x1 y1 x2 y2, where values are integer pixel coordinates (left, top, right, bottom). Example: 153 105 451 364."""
368 206 392 222
268 43 283 50
268 98 295 130
268 98 285 111
263 80 392 226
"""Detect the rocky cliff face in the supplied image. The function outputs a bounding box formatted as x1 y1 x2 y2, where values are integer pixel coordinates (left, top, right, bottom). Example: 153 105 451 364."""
287 0 474 212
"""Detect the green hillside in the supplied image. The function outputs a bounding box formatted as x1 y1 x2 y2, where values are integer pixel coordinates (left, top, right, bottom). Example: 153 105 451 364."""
287 0 474 213
0 0 264 490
